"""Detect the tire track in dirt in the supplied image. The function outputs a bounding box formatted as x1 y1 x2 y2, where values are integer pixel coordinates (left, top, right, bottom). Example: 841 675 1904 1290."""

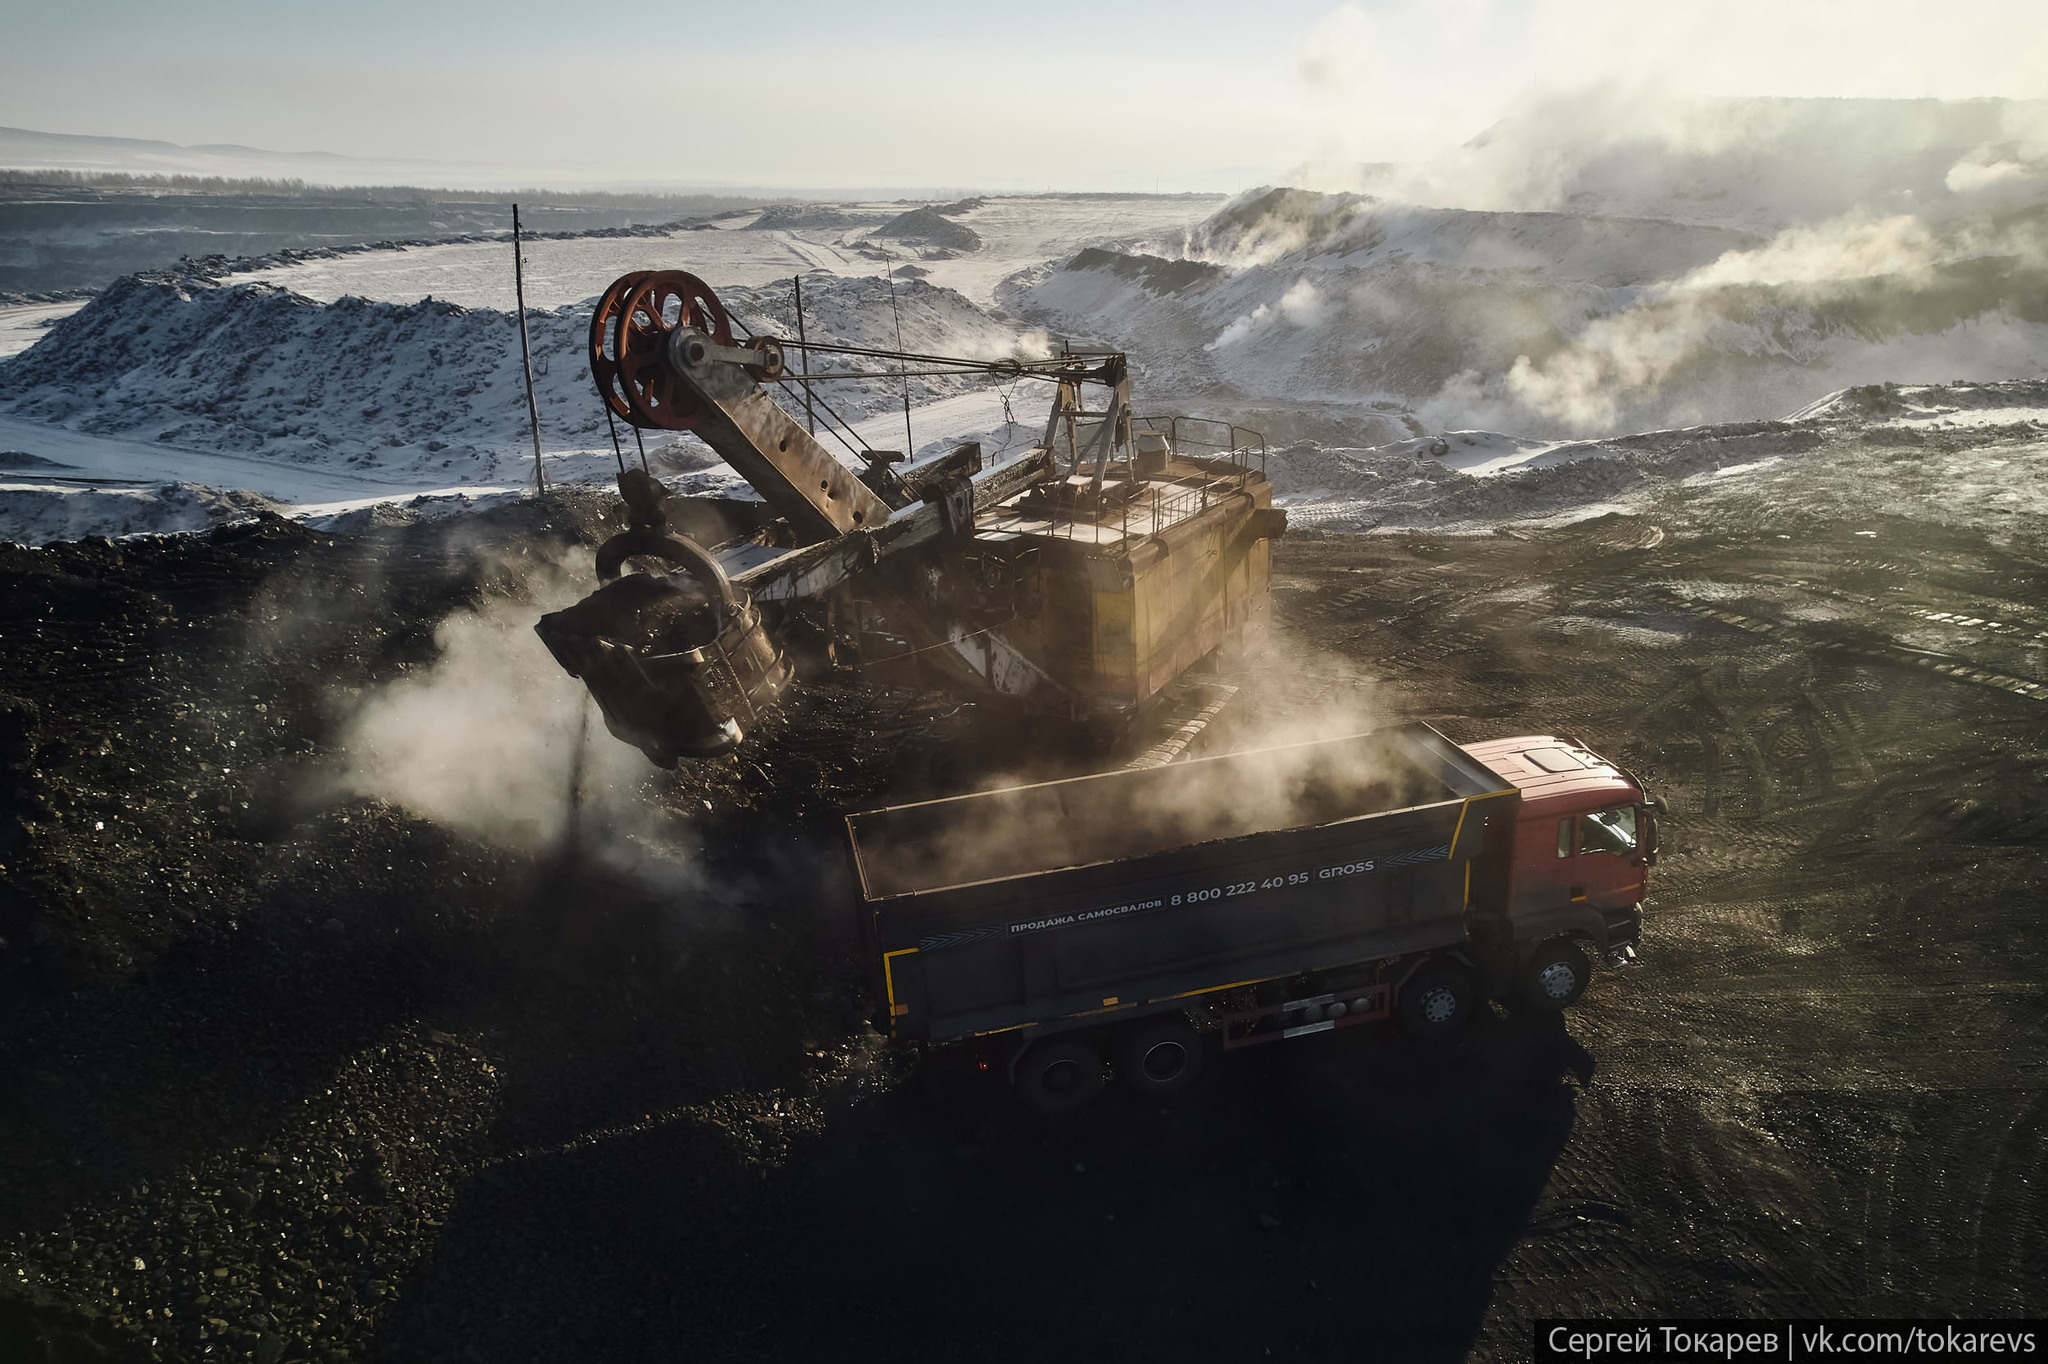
1277 516 2048 1346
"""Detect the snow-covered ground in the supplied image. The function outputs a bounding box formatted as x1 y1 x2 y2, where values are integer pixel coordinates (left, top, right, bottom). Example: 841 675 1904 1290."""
0 262 1079 539
6 285 2043 552
236 195 1225 313
2 109 2043 550
1010 189 2048 441
0 301 90 360
0 408 538 543
2 252 2044 548
1262 381 2048 541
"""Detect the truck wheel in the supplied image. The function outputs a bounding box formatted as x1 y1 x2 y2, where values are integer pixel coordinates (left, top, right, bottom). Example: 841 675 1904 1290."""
1399 963 1475 1037
1015 1038 1104 1114
1521 939 1591 1011
1118 1017 1206 1097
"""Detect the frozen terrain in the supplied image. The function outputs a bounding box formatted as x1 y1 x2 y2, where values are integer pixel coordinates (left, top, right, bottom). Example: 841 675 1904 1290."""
1006 98 2048 439
1 262 2044 548
1265 380 2048 546
1014 189 2048 441
0 301 86 357
227 193 1225 317
2 263 2042 551
0 194 1226 542
0 263 1074 542
1 98 2043 547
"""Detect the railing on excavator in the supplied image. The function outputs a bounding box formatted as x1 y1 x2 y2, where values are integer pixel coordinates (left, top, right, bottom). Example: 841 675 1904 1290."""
1133 415 1270 482
1036 415 1266 542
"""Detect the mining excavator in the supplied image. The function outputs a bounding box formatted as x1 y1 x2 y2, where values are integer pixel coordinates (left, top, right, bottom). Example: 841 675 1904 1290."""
537 269 1286 766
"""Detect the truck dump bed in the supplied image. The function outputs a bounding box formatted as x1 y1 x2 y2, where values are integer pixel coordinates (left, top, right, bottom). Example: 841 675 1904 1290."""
847 723 1517 1044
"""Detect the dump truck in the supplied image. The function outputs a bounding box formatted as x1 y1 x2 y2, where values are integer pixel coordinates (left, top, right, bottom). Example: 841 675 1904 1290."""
844 723 1655 1111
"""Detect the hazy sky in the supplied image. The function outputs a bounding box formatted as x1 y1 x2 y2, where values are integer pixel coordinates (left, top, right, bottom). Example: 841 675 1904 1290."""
2 0 2043 191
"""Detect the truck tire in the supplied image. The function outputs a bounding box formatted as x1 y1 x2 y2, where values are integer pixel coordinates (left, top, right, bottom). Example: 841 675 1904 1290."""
1521 938 1592 1011
1015 1038 1104 1114
1399 963 1475 1037
1118 1017 1206 1097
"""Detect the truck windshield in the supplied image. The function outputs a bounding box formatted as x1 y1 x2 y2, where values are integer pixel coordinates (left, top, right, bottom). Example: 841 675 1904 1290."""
1578 806 1638 854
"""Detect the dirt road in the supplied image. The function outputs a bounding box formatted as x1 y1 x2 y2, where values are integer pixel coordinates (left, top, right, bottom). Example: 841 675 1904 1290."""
1 490 2042 1361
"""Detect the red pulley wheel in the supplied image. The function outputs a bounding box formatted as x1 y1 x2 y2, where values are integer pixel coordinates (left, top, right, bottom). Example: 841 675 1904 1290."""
610 270 737 431
588 271 651 423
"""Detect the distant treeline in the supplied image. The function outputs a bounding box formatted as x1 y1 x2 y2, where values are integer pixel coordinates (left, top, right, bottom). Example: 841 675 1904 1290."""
0 167 765 213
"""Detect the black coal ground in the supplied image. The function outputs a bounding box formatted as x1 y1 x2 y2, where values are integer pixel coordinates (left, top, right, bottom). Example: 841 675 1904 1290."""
2 484 2045 1362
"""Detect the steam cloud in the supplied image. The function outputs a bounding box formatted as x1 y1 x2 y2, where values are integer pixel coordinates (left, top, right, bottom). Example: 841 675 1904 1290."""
1207 279 1328 351
1424 208 2048 432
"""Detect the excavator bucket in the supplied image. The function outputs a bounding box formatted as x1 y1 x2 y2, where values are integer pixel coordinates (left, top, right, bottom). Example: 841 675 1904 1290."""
536 468 792 765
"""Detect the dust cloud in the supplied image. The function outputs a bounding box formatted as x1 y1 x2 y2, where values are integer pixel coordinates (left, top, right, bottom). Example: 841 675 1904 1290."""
332 549 699 888
862 645 1410 898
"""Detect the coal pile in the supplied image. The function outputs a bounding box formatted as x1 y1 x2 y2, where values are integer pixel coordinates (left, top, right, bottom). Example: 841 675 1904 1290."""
0 502 927 1362
3 483 2044 1361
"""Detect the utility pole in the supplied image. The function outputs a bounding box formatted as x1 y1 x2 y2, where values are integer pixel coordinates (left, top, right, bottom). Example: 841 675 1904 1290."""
792 274 815 435
882 253 913 457
512 203 545 491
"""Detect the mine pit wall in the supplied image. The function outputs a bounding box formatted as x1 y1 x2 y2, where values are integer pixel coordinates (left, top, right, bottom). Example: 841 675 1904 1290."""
1020 479 1274 711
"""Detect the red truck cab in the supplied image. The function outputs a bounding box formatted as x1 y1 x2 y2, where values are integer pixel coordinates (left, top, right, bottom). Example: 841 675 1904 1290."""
1458 734 1655 1002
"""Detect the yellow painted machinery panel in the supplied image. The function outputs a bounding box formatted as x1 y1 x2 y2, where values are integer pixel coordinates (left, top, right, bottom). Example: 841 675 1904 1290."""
1080 482 1274 708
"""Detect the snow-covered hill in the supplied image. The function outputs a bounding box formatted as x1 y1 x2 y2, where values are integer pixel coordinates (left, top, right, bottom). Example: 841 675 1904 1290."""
0 267 1043 477
998 98 2048 441
0 264 1059 541
1010 185 2048 440
1261 380 2048 540
4 101 2044 550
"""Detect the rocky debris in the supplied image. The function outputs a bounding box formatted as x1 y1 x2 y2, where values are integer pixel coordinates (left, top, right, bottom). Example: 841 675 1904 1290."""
742 204 885 233
1062 247 1223 296
0 287 100 307
1 459 2045 1357
0 690 43 862
869 207 982 254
